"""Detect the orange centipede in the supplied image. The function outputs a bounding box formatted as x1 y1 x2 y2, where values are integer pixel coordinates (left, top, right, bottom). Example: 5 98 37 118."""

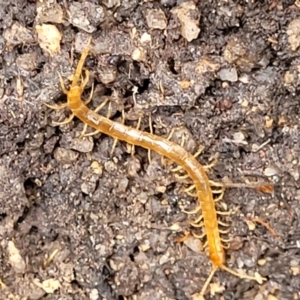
45 38 266 297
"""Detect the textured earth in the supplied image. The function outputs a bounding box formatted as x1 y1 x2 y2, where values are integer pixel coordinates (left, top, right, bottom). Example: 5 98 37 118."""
1 1 300 300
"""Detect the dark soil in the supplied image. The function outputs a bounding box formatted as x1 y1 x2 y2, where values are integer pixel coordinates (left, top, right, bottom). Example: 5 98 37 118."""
1 1 300 300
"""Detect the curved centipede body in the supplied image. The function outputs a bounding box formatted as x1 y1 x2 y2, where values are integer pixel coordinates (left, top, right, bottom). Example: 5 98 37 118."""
45 39 266 297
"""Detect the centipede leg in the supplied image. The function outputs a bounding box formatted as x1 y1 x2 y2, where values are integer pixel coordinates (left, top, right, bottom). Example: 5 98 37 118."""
171 146 204 173
221 242 230 249
172 130 188 170
44 101 67 110
220 265 266 284
80 96 110 139
110 108 124 157
83 82 95 106
171 165 184 172
131 117 142 156
195 266 218 298
218 220 230 227
211 188 224 194
213 189 225 202
190 220 204 228
185 190 198 197
203 158 218 170
174 173 190 180
218 228 231 234
52 112 75 125
182 205 201 215
209 180 225 188
190 214 204 226
185 184 196 192
209 182 225 202
193 145 205 159
184 184 198 197
216 209 232 216
44 72 69 110
148 114 153 162
160 128 177 166
191 231 206 239
211 189 225 196
220 237 231 244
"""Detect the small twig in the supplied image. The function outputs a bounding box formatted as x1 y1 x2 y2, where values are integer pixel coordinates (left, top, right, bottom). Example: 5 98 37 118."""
250 216 281 240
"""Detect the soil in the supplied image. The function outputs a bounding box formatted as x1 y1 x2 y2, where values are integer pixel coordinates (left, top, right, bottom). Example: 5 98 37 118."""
1 1 300 300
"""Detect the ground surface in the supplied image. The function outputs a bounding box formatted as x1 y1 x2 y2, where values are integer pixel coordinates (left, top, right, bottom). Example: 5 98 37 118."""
1 1 300 300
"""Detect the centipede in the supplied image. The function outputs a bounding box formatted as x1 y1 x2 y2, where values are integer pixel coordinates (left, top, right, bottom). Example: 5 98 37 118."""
45 38 266 297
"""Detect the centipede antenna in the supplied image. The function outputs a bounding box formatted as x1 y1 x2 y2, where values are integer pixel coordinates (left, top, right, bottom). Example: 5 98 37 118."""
71 37 92 88
57 71 69 94
83 81 94 105
52 113 74 125
80 68 90 91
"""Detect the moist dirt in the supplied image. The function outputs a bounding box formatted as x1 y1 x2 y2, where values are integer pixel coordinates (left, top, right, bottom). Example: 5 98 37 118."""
0 1 300 300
